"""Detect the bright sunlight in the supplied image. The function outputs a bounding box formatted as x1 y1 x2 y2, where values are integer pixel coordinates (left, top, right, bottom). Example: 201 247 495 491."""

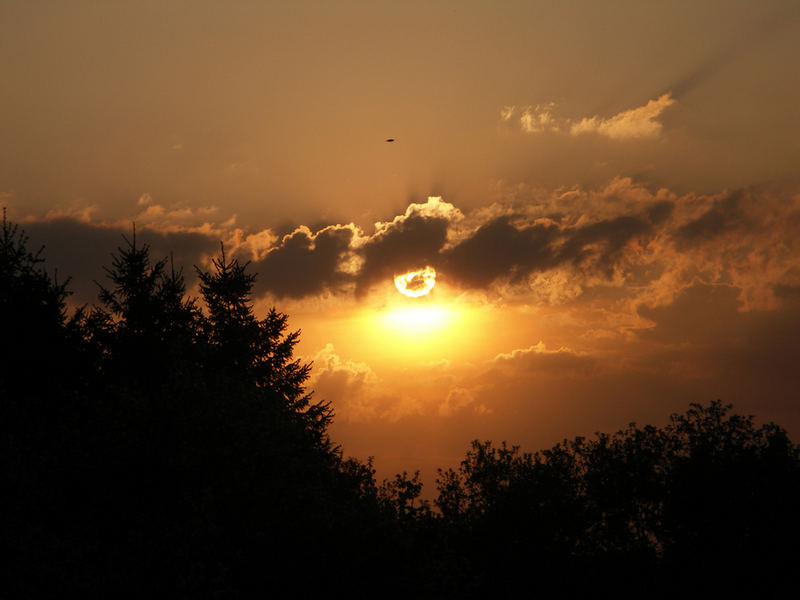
394 266 436 298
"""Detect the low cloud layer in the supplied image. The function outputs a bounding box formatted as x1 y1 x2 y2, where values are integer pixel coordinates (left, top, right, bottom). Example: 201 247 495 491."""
8 180 800 320
244 180 800 322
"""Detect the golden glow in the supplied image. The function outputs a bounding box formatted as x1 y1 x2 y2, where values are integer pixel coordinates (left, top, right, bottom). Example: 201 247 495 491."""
394 266 436 298
379 305 452 334
293 284 500 366
294 294 503 365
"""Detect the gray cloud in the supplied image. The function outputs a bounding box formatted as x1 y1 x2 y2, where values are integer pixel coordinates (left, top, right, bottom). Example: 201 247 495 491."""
440 212 656 289
442 217 559 288
20 218 218 307
356 214 450 295
249 225 355 299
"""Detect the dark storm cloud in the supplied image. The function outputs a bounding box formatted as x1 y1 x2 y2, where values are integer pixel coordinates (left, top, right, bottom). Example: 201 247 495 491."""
21 218 217 307
250 226 355 299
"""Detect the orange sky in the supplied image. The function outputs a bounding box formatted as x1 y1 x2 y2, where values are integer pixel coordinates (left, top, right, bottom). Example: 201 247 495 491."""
3 1 800 490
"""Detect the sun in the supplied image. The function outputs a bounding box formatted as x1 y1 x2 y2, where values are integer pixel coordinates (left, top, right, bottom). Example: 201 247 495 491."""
394 266 436 298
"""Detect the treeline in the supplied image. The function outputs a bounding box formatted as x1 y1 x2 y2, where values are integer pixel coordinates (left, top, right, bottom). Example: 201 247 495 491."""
3 212 799 597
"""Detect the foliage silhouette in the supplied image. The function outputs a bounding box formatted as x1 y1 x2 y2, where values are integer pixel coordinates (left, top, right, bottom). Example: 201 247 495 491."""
195 243 332 445
3 213 799 597
433 400 800 595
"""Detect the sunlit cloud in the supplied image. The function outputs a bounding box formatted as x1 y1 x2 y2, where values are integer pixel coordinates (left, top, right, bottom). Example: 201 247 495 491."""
520 102 559 133
308 344 428 423
492 341 598 377
500 105 516 121
570 93 676 139
439 387 491 417
309 343 381 422
504 94 676 140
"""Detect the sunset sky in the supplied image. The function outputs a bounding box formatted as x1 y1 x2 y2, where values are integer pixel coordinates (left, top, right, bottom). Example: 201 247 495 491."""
4 1 799 486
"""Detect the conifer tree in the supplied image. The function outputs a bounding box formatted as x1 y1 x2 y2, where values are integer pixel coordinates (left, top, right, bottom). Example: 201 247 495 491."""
196 243 332 443
0 208 72 393
90 227 200 387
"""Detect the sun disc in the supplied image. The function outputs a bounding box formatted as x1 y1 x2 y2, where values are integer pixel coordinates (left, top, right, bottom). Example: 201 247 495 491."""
394 266 436 298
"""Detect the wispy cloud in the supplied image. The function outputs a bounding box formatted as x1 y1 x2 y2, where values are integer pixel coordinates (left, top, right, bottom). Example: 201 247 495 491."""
500 105 516 121
503 94 676 140
519 102 559 133
570 93 676 139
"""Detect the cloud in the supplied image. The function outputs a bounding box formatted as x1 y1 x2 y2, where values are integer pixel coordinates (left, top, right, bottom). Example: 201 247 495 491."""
353 196 463 295
19 217 219 307
439 387 491 417
8 182 800 327
504 94 676 140
309 344 381 422
249 225 357 299
570 93 676 140
308 344 430 423
520 102 559 133
440 207 654 290
442 216 561 287
673 189 750 248
491 341 599 378
500 105 516 121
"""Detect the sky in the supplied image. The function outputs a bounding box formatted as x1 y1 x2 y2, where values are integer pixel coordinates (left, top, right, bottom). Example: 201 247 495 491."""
3 0 800 488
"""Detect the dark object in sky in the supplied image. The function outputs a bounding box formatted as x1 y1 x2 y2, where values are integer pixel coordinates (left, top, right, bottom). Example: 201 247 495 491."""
385 138 395 142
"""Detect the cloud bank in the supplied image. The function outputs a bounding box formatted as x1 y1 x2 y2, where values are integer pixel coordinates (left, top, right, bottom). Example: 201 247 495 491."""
9 180 800 320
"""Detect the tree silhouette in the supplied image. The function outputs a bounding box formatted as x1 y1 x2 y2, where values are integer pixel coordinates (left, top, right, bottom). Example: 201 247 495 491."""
196 243 332 444
87 228 201 390
433 400 800 594
0 209 75 394
4 212 799 597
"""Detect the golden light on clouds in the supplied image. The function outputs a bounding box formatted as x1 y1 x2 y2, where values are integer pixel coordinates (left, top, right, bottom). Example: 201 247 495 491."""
394 266 436 298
